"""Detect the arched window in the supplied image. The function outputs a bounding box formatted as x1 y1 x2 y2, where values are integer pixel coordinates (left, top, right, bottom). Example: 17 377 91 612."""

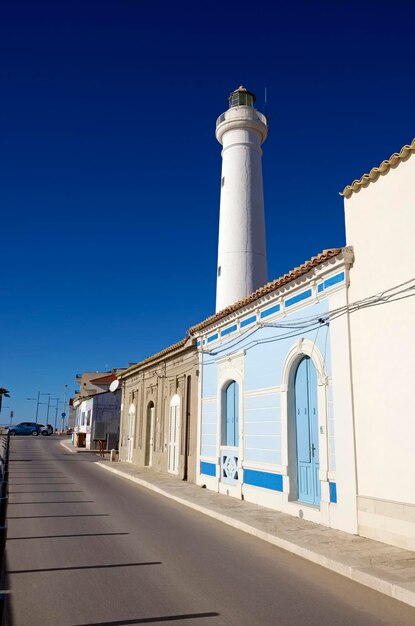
222 381 239 447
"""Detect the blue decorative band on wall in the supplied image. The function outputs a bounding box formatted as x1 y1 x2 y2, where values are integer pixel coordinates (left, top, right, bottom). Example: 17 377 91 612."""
285 289 312 308
207 333 218 343
200 461 216 477
329 481 337 503
260 304 281 319
240 315 256 328
244 469 283 492
221 324 237 337
318 272 345 294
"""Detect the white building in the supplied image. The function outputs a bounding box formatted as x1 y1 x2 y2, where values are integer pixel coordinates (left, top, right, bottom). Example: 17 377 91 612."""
189 87 415 550
73 388 121 450
342 138 415 550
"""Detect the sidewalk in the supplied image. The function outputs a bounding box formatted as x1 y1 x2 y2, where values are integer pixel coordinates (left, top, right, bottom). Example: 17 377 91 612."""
85 452 415 609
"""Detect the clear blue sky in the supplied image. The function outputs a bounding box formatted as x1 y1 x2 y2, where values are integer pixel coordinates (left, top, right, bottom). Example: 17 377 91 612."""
1 0 414 422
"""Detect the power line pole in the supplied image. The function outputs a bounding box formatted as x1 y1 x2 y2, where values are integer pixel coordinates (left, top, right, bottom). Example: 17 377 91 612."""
50 398 59 430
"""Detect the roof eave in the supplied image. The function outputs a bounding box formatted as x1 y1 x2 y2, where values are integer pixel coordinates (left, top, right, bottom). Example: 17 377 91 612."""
118 337 197 379
341 138 415 198
188 248 345 335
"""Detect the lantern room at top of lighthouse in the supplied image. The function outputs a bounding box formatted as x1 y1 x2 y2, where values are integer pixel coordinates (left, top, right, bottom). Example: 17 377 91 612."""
228 85 256 108
216 85 267 145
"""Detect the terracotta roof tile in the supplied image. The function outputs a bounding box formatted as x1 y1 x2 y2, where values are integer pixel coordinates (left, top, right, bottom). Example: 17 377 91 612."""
341 138 415 198
188 248 342 335
89 373 117 384
119 337 194 378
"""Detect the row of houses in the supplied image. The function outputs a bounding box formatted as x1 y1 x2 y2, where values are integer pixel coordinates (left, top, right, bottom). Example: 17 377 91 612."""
115 135 415 554
72 87 415 555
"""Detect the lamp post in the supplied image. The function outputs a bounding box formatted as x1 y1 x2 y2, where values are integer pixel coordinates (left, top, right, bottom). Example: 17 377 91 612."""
26 392 50 423
45 394 53 423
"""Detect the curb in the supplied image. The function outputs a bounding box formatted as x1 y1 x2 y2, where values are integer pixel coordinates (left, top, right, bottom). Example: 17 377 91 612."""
60 440 76 453
60 440 110 455
96 462 415 609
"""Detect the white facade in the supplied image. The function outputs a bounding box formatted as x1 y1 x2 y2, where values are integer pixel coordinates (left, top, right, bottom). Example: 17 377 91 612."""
344 144 415 550
215 86 268 312
74 390 121 450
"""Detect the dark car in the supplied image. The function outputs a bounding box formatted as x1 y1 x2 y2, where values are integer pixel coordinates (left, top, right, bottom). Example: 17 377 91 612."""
8 422 41 436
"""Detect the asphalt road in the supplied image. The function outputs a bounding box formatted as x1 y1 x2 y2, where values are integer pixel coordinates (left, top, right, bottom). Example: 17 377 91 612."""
5 437 415 626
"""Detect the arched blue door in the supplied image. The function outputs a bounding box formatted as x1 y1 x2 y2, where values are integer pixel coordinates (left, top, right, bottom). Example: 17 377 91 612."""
294 357 320 505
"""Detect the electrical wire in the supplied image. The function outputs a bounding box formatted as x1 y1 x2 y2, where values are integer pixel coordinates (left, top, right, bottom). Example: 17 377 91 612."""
201 277 415 362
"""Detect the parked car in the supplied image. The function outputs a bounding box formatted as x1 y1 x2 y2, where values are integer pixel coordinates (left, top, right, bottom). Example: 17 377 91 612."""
8 422 41 436
38 424 54 436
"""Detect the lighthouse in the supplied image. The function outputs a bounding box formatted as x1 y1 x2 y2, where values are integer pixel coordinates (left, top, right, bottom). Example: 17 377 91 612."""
215 85 268 312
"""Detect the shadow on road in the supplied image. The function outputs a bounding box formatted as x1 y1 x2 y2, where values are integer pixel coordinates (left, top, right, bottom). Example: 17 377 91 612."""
8 561 162 574
8 513 109 519
8 532 129 540
8 481 77 485
7 500 94 504
8 490 84 494
75 613 220 625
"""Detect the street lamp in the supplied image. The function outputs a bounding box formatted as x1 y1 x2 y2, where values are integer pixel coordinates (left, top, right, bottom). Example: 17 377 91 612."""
26 392 50 423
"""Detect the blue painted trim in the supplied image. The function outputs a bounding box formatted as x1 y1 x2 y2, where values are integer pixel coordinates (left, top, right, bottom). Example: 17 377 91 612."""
197 340 201 347
260 304 281 319
207 333 218 343
221 324 237 337
285 289 312 308
324 271 345 290
329 482 337 503
200 461 216 477
318 272 345 294
240 315 256 328
244 469 283 492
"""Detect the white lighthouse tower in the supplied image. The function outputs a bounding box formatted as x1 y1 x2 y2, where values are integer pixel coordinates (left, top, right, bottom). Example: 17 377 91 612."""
215 85 268 312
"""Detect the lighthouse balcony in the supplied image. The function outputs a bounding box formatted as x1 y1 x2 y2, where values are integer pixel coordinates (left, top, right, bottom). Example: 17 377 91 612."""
216 108 267 128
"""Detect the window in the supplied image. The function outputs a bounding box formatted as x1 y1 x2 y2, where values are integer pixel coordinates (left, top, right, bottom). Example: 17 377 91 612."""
228 91 254 108
222 381 239 447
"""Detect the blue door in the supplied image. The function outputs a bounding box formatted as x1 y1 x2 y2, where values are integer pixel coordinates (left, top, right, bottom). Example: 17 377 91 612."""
294 357 320 505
